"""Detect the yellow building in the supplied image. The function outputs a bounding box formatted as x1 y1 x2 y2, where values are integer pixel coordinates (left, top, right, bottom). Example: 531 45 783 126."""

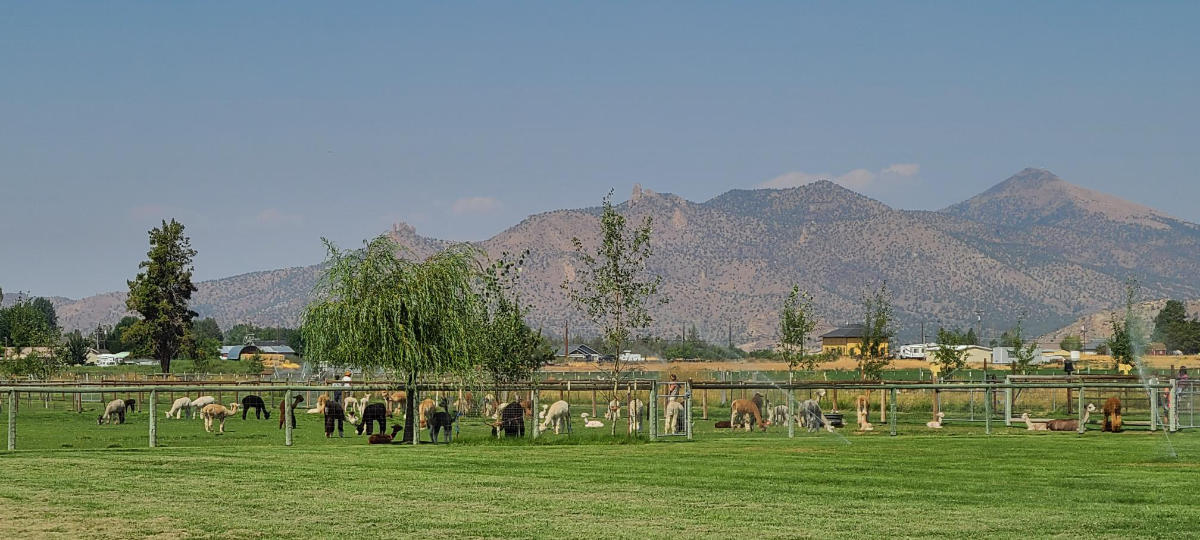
820 325 889 357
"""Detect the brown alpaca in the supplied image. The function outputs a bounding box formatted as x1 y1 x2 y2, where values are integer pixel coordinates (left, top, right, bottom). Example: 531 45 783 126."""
1046 403 1095 431
418 398 436 428
369 424 403 444
384 391 407 417
279 394 304 429
1103 397 1123 432
201 403 240 434
729 399 767 432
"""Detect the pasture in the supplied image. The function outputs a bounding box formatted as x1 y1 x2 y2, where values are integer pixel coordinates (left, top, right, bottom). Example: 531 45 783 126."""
1 401 1197 539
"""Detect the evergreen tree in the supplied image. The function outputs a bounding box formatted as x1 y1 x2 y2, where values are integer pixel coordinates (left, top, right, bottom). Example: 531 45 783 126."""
126 219 198 372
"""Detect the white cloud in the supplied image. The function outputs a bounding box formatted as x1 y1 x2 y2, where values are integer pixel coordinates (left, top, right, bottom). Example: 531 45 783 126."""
758 163 920 191
450 196 502 215
255 208 303 227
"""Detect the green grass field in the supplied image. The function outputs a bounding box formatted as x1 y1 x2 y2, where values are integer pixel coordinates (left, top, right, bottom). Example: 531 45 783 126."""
2 401 1197 539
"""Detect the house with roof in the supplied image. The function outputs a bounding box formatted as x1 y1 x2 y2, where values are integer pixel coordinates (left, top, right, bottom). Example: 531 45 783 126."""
556 344 601 363
820 324 889 357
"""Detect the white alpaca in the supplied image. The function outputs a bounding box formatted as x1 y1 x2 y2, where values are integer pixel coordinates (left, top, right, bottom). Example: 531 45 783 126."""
538 403 549 419
189 396 216 419
482 394 498 418
627 399 644 434
605 399 622 422
767 404 789 427
537 400 571 434
165 397 192 419
1021 412 1049 431
580 413 604 428
926 411 946 429
855 395 874 431
664 400 685 434
97 399 126 425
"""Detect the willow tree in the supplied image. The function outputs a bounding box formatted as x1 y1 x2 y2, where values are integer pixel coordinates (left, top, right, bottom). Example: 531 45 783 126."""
563 191 666 436
302 235 483 442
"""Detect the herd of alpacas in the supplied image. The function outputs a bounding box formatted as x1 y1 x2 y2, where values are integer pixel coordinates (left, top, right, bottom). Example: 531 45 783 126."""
92 389 1137 441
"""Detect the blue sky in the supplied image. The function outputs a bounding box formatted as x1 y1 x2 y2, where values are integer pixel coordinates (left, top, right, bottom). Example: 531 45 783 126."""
2 2 1197 298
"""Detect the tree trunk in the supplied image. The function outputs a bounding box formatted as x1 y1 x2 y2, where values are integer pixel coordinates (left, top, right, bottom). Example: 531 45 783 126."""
401 372 418 443
159 356 170 373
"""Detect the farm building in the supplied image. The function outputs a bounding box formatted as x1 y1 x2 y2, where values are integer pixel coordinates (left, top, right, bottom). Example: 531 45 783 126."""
820 324 889 357
556 344 601 363
220 342 299 368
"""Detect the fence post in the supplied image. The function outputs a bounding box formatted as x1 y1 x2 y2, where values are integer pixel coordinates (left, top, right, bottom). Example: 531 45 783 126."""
889 387 897 436
531 387 539 440
1076 385 1085 434
787 390 795 439
285 389 294 447
149 390 157 448
684 383 693 441
1149 378 1159 432
1169 379 1178 433
7 390 14 451
984 386 992 435
649 384 658 441
1003 376 1012 427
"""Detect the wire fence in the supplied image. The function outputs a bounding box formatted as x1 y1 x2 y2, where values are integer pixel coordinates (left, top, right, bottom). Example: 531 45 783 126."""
0 379 1184 451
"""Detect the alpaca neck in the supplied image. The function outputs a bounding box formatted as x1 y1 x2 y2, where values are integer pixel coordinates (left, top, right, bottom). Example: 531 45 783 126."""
1081 410 1091 426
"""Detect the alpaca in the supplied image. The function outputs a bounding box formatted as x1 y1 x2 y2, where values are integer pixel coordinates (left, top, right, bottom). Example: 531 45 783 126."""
306 394 330 414
279 394 304 429
201 403 240 434
664 400 685 434
580 413 604 428
384 391 407 417
714 420 732 429
418 398 437 428
369 424 403 444
605 399 621 422
241 395 270 420
354 403 389 436
767 404 789 427
324 400 346 437
751 393 765 418
1021 412 1049 431
344 396 360 422
190 396 216 419
729 399 766 432
166 397 192 419
428 407 457 443
627 399 645 434
1046 403 1095 432
800 397 834 433
538 400 571 435
1103 397 1123 432
855 395 874 431
97 399 126 425
926 411 946 429
492 400 526 438
123 398 137 414
538 403 549 419
481 394 498 418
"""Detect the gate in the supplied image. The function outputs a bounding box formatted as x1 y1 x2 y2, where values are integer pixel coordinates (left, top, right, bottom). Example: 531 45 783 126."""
649 381 692 440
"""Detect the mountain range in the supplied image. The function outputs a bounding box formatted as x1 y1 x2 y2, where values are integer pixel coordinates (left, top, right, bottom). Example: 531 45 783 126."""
42 168 1200 350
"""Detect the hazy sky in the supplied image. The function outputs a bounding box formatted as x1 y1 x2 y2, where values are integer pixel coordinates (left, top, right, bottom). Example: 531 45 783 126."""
2 3 1197 298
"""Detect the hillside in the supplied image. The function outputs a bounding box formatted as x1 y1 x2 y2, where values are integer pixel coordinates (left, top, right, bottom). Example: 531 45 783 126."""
47 169 1200 350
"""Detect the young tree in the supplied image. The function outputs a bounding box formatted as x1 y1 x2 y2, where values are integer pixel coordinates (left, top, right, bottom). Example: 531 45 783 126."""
302 236 483 443
60 330 90 366
1059 335 1083 352
1006 319 1039 375
478 251 554 388
931 328 968 380
855 283 894 380
1106 279 1147 370
563 191 666 435
779 285 818 382
126 219 198 373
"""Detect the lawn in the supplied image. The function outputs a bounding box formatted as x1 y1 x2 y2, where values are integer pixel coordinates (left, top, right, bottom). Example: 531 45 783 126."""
1 403 1197 539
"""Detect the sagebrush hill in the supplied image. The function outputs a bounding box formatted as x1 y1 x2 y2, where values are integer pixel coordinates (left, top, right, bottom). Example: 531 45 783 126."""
49 168 1200 349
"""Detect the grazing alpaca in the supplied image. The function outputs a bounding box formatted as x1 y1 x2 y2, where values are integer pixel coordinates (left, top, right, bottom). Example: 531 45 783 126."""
190 396 216 419
926 411 946 429
664 400 685 434
751 393 766 418
481 394 498 418
354 403 389 436
1046 403 1095 432
1103 397 1123 432
428 407 457 443
628 399 645 434
279 394 304 429
384 391 407 417
418 398 436 428
714 420 732 429
855 395 874 431
729 399 767 432
492 400 527 438
767 404 789 427
241 395 270 420
369 424 403 444
97 399 126 425
1021 412 1049 431
166 397 192 419
538 403 549 419
324 400 346 437
123 398 137 414
605 399 622 422
800 396 834 433
538 400 571 435
344 396 360 421
580 413 604 428
201 403 240 434
306 394 330 414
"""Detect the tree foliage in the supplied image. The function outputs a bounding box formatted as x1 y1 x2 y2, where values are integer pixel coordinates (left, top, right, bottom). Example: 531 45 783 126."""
931 328 968 379
1106 279 1147 369
125 219 198 372
1005 318 1039 374
477 250 554 385
855 283 894 380
1059 334 1083 352
61 330 90 366
779 285 819 377
1152 299 1200 354
0 299 58 348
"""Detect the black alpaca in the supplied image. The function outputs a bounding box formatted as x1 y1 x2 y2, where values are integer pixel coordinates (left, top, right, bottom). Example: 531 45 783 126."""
279 394 304 430
493 401 525 438
429 410 457 443
123 399 137 413
241 395 270 420
324 400 345 438
354 403 388 435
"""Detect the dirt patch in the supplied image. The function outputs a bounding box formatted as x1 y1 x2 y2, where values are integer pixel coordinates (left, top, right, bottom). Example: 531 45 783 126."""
0 501 186 539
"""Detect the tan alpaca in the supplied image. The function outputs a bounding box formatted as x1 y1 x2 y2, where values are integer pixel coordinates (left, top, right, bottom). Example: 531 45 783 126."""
1046 403 1095 431
1021 412 1049 431
729 399 766 432
418 398 436 428
926 411 945 429
201 403 241 434
384 391 407 417
855 395 874 431
306 394 330 414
